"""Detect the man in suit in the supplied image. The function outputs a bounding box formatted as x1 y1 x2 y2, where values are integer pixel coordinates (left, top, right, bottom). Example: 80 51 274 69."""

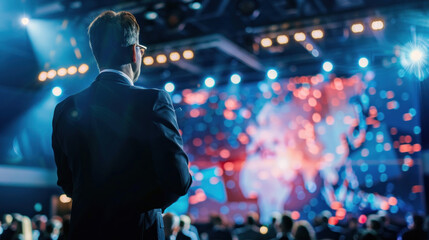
52 11 192 240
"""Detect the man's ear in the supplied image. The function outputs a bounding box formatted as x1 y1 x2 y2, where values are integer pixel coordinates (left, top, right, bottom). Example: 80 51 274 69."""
132 44 137 63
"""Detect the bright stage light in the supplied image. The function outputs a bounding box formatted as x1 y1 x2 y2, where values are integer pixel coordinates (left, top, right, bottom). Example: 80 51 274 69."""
323 61 333 72
143 56 154 65
294 32 306 42
230 73 241 84
164 82 175 92
183 50 194 60
410 49 424 63
311 29 324 39
276 35 289 45
21 17 30 26
169 52 181 62
305 43 314 51
59 194 71 203
351 23 364 33
38 72 47 82
400 41 429 80
145 11 158 20
371 20 384 31
204 77 215 88
267 69 278 80
78 64 89 74
68 66 77 75
190 2 202 10
156 54 167 64
359 57 369 68
57 68 67 77
47 70 57 79
261 38 273 48
52 87 62 97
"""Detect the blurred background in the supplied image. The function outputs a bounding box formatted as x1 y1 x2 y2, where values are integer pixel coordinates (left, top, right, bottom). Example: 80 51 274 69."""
1 0 429 237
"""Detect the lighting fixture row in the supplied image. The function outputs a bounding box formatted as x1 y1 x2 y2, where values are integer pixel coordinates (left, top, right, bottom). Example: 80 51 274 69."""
259 19 385 48
143 50 194 66
38 64 89 82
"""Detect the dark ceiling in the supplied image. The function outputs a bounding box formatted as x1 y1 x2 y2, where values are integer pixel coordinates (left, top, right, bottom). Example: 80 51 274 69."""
1 0 429 91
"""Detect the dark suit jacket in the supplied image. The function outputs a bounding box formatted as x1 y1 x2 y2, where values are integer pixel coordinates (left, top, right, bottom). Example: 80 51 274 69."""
52 72 192 240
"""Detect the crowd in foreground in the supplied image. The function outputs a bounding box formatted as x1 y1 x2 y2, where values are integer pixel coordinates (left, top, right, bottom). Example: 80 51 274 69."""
0 211 428 240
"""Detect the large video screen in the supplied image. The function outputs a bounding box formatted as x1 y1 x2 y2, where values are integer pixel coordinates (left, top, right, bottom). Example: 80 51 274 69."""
169 69 424 223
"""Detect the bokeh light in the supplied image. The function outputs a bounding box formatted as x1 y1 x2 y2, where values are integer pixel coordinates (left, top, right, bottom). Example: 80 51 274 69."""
164 82 175 92
52 87 62 97
183 50 194 60
359 57 369 68
204 77 215 88
78 64 89 74
230 73 241 84
267 69 278 80
67 66 77 75
323 61 334 72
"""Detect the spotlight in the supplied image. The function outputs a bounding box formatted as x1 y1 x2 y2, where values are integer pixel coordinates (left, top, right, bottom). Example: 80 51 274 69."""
21 17 30 26
156 54 167 64
261 38 273 48
230 73 241 84
78 64 89 74
38 72 47 82
169 52 181 62
351 23 364 33
47 70 57 79
145 11 158 20
267 69 278 80
311 29 324 39
311 49 320 57
52 87 62 97
410 49 424 63
294 32 306 42
323 61 333 72
143 56 154 65
305 43 314 51
164 82 175 92
276 35 289 45
67 66 77 75
371 20 384 31
190 2 202 10
359 57 369 68
57 68 67 77
183 50 194 60
204 77 215 88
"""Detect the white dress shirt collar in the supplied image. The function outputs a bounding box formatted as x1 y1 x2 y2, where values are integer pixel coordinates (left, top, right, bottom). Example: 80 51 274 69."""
99 69 134 86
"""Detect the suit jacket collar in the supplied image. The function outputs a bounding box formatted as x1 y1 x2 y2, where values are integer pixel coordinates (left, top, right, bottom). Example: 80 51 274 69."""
97 70 134 86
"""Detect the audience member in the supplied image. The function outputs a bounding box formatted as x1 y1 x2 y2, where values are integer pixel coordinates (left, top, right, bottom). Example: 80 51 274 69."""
32 214 48 240
273 213 294 240
58 215 70 240
208 215 233 240
292 220 316 240
340 217 359 240
177 215 199 240
266 212 281 239
401 214 428 240
163 213 180 240
314 211 340 240
232 212 262 240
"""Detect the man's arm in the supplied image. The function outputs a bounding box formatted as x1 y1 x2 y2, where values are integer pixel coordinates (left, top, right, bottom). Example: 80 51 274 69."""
52 104 73 197
149 90 192 209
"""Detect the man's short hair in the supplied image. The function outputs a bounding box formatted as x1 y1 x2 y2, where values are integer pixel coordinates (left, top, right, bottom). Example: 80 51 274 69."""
88 11 140 68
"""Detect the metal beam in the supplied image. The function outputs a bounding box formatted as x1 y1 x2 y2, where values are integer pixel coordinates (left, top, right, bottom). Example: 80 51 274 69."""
148 34 264 72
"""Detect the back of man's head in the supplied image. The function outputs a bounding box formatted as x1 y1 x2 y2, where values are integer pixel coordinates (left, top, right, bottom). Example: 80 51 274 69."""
88 11 140 69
